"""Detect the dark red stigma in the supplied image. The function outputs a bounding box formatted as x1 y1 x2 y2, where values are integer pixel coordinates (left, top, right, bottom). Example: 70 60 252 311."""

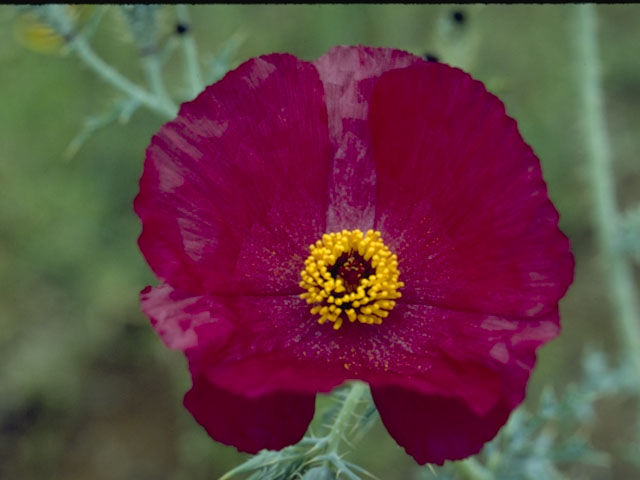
330 253 373 294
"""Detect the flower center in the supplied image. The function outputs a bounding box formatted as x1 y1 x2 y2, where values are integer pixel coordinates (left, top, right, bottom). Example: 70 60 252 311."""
299 229 403 330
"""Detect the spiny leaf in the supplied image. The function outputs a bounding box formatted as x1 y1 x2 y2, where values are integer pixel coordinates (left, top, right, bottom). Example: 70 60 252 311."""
302 466 335 480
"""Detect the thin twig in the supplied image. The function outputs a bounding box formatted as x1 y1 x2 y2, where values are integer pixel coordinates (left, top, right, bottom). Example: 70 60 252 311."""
70 38 177 119
176 4 204 98
142 54 176 111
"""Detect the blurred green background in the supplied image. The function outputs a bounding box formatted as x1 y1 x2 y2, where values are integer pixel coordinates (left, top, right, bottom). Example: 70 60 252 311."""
1 4 639 479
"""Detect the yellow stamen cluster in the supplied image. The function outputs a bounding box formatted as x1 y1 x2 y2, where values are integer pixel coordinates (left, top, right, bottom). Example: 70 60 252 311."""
299 229 403 330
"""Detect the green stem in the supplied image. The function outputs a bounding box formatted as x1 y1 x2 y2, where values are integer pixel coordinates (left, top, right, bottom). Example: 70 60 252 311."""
70 38 177 119
142 54 177 112
176 4 205 98
43 5 176 119
327 381 368 452
71 39 177 119
574 4 640 375
452 458 494 480
79 5 109 40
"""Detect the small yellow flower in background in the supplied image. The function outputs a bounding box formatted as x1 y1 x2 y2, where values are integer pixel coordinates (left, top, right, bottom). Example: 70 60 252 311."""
13 5 92 55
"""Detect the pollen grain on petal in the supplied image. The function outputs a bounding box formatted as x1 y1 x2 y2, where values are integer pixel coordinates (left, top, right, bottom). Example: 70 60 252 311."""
300 229 403 329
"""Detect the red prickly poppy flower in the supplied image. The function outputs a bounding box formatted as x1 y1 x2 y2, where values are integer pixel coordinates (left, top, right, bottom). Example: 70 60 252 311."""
134 45 574 465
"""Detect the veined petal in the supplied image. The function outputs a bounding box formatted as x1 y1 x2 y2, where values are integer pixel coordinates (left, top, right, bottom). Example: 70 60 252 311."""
314 46 423 231
135 54 331 296
183 297 555 421
184 375 315 454
370 63 574 319
372 387 511 465
140 283 232 351
136 45 574 464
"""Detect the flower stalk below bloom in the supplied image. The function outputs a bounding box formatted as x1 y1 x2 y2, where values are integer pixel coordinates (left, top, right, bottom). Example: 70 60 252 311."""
326 381 369 453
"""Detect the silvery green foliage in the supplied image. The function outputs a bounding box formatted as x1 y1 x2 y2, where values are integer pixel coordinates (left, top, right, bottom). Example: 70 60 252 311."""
303 466 336 480
118 5 161 55
424 350 639 480
220 386 378 480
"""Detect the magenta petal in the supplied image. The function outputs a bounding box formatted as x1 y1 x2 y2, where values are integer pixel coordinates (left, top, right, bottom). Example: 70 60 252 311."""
135 46 575 464
370 63 574 319
184 375 315 454
135 54 330 295
181 297 555 419
372 387 510 465
140 284 233 351
184 295 351 396
358 303 558 416
314 46 423 231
